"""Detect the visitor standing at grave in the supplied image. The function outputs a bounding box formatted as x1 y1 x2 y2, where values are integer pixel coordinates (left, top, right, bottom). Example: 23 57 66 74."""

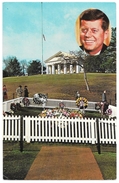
75 91 80 100
3 85 8 101
16 85 23 97
24 86 29 97
102 90 107 102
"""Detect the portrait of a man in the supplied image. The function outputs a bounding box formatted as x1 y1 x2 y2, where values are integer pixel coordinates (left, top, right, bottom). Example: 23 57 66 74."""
75 9 111 55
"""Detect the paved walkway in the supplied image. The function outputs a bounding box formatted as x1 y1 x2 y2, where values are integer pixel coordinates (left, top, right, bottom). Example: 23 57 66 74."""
25 146 103 180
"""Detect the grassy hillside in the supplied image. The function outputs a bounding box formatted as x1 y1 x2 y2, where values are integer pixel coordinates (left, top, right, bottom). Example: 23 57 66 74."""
3 73 116 105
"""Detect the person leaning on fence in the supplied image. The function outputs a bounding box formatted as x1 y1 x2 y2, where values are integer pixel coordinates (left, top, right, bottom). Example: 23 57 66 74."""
16 85 23 97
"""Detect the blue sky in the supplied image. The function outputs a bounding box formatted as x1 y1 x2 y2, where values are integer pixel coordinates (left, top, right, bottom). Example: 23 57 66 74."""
2 1 116 63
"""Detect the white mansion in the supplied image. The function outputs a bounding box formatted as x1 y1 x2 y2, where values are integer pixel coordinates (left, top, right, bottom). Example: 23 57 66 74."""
45 51 84 74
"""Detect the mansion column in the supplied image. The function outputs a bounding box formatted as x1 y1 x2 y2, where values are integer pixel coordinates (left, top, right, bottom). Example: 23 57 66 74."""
64 64 67 74
48 65 52 74
58 64 61 74
52 64 55 74
70 64 73 74
76 65 80 73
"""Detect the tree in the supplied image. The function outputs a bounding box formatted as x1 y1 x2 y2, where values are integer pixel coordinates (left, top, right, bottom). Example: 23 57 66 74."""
69 50 90 91
76 52 90 91
27 60 42 75
3 56 22 76
3 70 8 77
20 59 28 75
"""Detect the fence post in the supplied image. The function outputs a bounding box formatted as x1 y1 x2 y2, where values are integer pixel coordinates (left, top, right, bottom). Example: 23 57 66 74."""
20 115 23 152
96 118 101 154
25 116 31 143
91 119 95 144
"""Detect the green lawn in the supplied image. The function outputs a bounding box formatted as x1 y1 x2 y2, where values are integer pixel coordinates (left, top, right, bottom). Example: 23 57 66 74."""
3 73 116 105
93 152 116 180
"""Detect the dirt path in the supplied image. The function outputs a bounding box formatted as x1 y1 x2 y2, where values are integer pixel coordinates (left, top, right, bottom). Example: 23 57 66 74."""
25 146 103 180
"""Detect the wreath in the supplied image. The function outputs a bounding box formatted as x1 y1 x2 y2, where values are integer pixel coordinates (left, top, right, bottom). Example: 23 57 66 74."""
22 97 30 106
33 93 47 104
10 103 16 111
105 108 112 115
76 97 88 109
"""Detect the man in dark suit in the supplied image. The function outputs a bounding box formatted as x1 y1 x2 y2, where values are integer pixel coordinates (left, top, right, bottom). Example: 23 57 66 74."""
76 9 110 55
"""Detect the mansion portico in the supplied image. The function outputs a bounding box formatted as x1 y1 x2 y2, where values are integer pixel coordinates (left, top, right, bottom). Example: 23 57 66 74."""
45 51 84 74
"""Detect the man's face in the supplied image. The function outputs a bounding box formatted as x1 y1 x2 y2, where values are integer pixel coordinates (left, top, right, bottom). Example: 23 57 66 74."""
80 19 108 55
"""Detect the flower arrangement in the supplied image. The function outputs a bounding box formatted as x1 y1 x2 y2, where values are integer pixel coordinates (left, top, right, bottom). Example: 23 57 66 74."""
105 108 112 115
59 101 65 109
76 97 88 109
22 97 30 106
39 108 83 118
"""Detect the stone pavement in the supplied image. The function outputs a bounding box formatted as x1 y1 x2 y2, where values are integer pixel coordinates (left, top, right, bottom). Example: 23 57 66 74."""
25 146 103 180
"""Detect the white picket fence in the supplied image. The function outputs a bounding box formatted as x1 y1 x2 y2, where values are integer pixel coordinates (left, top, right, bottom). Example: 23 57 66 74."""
3 115 117 144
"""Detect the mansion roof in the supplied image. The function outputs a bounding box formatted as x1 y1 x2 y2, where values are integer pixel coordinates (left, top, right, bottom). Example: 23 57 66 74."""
45 51 77 65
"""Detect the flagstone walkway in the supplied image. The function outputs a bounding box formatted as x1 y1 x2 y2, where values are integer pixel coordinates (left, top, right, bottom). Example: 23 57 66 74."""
25 146 103 180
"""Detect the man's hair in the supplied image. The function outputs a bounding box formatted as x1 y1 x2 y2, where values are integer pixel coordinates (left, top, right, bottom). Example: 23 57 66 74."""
80 9 109 31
